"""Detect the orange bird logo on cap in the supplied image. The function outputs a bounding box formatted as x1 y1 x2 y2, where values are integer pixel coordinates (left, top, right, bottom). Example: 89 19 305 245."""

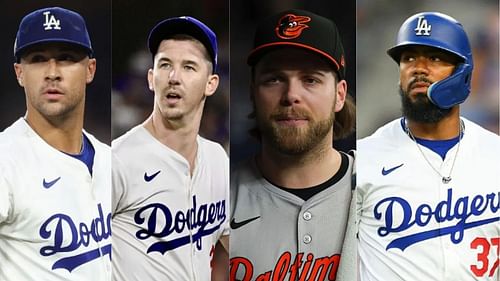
275 14 311 39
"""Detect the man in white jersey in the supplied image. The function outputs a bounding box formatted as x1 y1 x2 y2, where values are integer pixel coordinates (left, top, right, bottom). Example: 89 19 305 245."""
0 7 112 281
357 12 500 281
230 9 356 280
111 16 229 280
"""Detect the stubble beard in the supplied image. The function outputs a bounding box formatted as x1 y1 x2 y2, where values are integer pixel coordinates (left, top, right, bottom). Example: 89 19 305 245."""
30 93 83 120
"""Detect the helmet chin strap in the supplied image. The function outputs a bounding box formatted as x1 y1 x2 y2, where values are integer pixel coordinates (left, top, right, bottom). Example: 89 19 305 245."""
427 63 472 109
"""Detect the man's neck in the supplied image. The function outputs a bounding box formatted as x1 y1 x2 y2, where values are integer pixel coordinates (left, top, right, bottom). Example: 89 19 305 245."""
406 107 461 140
25 109 84 154
143 110 200 174
257 140 342 189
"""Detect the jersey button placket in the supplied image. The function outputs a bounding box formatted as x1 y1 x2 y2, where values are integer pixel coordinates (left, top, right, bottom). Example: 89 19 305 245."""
302 210 312 246
303 211 312 221
303 234 312 244
298 208 313 252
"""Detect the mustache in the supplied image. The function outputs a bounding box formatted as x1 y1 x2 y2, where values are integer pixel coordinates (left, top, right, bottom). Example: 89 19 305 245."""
270 108 311 120
408 76 434 90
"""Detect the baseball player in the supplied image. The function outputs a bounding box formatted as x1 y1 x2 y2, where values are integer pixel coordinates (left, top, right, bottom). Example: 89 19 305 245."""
111 16 229 281
230 9 356 281
0 7 112 281
357 12 500 281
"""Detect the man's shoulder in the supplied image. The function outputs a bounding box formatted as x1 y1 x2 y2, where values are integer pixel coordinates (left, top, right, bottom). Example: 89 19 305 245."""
0 119 32 157
84 130 110 151
111 124 146 153
359 118 403 148
198 135 228 160
462 118 500 149
231 158 259 188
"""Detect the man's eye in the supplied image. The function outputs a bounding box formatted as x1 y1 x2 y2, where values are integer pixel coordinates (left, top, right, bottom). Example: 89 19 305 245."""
264 77 281 84
430 56 442 62
159 63 171 69
304 77 320 85
401 56 415 62
29 55 46 63
58 54 76 61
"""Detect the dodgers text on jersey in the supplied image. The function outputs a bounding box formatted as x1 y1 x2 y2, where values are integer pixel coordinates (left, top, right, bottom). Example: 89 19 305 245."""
133 195 226 254
39 203 112 272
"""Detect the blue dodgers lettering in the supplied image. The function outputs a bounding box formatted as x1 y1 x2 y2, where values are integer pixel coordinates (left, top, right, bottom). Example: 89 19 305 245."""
134 195 226 254
374 188 499 251
39 204 112 272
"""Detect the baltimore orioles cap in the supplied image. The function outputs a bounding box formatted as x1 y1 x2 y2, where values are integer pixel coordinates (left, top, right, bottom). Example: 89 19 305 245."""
148 16 218 72
248 9 346 80
14 7 93 62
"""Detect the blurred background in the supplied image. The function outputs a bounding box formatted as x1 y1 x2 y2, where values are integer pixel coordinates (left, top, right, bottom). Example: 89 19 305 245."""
0 0 111 143
111 1 229 280
357 0 499 138
112 0 229 152
230 0 356 166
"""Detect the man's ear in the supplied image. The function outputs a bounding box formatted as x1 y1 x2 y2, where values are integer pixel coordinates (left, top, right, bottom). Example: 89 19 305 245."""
14 63 24 87
205 74 219 97
147 68 154 91
335 79 347 112
86 58 97 84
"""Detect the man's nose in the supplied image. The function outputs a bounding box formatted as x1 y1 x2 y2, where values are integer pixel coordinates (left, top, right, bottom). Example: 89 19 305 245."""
45 58 61 81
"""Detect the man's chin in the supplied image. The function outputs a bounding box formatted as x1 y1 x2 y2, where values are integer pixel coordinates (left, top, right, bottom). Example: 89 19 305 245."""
399 88 451 123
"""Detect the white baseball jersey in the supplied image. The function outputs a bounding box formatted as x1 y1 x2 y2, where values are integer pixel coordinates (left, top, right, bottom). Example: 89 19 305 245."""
111 125 229 281
230 152 354 280
0 118 112 281
357 117 500 281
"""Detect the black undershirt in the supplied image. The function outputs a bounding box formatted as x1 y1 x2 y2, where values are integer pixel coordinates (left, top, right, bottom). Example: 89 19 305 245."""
266 152 349 201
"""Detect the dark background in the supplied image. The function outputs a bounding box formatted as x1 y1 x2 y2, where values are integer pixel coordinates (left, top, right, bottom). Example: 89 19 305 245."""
111 0 229 152
0 0 112 143
229 0 357 165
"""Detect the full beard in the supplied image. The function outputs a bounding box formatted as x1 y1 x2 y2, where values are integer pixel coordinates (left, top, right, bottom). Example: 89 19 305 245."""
257 107 334 155
399 79 452 123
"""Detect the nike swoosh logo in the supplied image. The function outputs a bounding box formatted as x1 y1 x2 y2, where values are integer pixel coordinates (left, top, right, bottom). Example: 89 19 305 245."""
230 216 260 230
43 177 61 189
382 163 404 176
144 170 161 182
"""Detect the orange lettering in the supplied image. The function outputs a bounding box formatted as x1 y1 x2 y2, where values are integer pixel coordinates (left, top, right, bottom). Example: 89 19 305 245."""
230 257 254 281
309 254 340 281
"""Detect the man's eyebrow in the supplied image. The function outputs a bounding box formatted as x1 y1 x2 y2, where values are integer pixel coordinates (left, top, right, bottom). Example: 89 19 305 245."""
257 67 328 76
157 57 171 62
182 59 200 66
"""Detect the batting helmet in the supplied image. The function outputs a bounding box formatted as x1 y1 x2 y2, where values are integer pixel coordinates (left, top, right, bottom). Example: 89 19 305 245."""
387 12 473 109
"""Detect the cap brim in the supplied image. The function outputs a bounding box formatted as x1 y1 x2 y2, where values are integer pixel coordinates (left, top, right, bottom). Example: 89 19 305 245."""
15 38 93 60
247 42 341 72
387 42 466 63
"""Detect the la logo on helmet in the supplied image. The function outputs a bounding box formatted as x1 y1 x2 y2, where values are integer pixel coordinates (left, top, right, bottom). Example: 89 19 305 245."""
414 16 431 36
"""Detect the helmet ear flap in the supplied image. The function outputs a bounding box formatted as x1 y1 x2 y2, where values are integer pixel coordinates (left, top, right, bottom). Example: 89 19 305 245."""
427 63 472 109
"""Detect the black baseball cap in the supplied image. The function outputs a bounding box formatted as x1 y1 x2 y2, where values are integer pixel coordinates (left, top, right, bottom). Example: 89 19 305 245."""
14 7 93 62
248 9 346 80
148 16 218 73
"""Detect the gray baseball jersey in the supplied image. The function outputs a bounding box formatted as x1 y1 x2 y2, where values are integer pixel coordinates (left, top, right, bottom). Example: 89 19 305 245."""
0 118 112 281
230 152 353 280
111 125 229 281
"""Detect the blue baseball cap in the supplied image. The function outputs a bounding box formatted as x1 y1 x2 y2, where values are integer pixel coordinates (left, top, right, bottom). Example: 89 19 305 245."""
14 7 93 62
147 16 218 72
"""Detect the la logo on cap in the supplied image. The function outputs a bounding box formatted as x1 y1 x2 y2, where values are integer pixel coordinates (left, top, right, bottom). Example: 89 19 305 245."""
275 13 311 39
43 11 61 30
